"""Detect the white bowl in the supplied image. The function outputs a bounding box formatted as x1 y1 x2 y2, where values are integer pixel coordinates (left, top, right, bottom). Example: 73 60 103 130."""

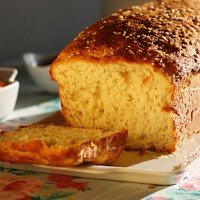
22 52 58 94
0 67 19 119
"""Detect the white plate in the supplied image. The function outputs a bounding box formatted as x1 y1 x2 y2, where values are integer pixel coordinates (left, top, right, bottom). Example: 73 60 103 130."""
1 113 200 185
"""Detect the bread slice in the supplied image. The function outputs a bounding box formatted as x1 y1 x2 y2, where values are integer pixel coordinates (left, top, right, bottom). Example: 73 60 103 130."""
50 0 200 153
0 124 128 167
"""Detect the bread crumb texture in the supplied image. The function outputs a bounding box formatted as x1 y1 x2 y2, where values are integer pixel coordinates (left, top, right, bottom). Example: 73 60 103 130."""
53 61 175 152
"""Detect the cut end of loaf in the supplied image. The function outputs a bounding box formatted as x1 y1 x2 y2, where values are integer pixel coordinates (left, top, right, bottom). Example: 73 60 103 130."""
52 60 176 153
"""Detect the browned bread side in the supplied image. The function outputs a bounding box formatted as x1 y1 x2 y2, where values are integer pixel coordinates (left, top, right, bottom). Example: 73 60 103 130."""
0 124 128 167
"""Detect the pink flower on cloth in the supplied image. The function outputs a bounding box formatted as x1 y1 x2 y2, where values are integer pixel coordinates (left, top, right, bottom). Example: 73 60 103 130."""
48 174 90 191
177 174 200 191
177 160 200 191
0 173 44 200
151 197 168 200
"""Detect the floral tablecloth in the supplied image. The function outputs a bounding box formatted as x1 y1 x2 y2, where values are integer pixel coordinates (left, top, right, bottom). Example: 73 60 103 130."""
0 98 200 200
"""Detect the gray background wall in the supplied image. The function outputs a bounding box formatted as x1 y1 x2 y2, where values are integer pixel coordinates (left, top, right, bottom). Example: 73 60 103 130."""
0 0 102 63
0 0 151 64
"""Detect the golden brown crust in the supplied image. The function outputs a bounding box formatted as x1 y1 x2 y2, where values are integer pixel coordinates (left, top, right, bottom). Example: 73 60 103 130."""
0 126 128 167
51 0 200 83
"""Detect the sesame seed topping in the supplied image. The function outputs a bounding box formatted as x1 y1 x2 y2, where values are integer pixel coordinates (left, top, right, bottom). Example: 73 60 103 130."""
63 0 200 83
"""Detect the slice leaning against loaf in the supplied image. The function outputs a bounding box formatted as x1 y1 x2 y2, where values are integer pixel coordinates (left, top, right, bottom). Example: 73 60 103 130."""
0 124 128 167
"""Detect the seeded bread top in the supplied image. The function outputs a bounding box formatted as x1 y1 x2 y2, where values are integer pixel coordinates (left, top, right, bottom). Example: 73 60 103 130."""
52 0 200 83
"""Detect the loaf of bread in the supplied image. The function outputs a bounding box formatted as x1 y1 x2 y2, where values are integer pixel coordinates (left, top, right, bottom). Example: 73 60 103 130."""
0 124 127 166
50 0 200 153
